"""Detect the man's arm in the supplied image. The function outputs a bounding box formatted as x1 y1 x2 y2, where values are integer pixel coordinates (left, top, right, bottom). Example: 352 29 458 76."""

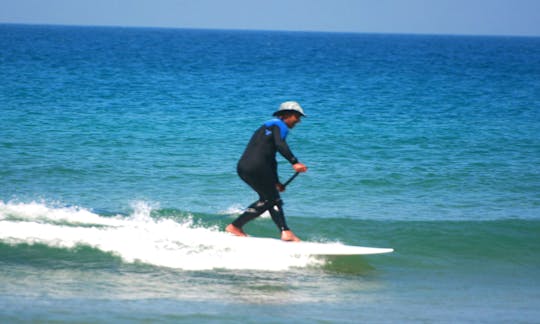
272 125 298 165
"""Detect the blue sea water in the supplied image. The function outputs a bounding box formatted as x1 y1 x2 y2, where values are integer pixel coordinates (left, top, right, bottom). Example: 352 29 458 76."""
1 24 540 322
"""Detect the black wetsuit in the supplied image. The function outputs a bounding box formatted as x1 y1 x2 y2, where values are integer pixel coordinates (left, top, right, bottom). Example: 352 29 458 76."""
232 118 299 231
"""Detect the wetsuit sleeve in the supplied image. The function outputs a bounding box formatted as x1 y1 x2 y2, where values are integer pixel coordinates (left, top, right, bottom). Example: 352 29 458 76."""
272 125 299 165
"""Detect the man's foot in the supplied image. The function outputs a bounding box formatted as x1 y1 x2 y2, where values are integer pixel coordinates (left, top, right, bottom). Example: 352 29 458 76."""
281 230 301 242
226 224 248 237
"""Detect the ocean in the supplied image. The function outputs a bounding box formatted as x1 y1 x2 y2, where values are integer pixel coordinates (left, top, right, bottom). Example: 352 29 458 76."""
1 24 539 323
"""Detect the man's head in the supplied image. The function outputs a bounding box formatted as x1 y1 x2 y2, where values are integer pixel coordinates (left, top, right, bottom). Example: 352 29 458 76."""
273 101 306 128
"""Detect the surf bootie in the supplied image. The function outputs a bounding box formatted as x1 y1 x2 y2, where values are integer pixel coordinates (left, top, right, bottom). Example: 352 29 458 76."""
225 224 248 237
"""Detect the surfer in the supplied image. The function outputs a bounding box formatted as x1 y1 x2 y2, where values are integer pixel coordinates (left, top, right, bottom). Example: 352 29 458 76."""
226 101 308 241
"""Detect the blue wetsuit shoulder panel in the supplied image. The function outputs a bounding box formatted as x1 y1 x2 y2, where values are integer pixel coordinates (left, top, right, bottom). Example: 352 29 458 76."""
264 118 289 140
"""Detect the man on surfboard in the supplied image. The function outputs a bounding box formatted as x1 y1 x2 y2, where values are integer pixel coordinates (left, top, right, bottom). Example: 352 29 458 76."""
226 101 308 241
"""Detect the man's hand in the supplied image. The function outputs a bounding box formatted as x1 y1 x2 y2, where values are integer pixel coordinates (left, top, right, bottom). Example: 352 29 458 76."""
293 163 307 173
276 183 285 192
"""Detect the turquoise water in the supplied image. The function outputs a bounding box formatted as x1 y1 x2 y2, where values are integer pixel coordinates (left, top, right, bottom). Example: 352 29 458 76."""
1 24 540 322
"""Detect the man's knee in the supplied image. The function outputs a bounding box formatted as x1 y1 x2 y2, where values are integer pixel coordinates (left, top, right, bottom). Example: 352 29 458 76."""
260 198 283 210
246 200 267 213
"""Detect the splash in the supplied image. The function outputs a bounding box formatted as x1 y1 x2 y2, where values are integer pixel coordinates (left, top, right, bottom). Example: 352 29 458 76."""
0 201 322 271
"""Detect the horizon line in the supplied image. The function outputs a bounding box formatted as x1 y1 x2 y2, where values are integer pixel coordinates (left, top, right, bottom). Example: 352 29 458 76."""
2 21 539 39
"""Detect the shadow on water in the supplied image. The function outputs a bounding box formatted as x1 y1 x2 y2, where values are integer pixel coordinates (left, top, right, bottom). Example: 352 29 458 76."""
318 255 376 275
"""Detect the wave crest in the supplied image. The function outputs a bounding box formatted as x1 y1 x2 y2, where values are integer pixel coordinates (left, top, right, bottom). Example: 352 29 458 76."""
0 200 321 271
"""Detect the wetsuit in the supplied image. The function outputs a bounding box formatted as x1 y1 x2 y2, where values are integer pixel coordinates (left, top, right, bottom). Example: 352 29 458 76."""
232 118 299 231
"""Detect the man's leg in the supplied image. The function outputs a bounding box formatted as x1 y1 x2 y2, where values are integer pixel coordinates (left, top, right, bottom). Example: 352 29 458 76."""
267 198 289 232
227 198 289 235
230 200 267 229
227 171 273 235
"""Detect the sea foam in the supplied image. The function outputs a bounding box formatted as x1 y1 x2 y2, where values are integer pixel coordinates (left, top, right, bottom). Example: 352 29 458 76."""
0 201 321 271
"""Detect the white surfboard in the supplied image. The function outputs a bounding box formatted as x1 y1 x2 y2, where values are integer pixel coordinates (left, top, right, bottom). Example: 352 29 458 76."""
229 236 393 256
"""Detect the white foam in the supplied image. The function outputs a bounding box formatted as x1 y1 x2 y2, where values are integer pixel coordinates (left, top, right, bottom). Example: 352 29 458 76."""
0 201 322 271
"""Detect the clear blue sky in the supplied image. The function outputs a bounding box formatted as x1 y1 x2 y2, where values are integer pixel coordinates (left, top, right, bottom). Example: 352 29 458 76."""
1 0 539 36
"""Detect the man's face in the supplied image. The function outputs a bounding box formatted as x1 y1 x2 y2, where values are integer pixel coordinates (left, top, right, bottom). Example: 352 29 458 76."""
283 113 302 128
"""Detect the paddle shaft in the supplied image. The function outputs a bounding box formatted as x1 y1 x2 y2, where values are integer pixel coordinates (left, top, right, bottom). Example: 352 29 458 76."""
283 172 300 188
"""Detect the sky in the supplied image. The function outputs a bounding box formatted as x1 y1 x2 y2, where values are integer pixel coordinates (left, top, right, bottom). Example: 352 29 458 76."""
1 0 540 36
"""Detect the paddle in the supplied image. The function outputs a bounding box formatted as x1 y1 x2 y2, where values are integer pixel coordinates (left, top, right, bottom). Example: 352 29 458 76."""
283 172 300 188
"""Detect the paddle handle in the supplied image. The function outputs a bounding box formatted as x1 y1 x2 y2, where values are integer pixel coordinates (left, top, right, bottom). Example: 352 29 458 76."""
283 172 300 188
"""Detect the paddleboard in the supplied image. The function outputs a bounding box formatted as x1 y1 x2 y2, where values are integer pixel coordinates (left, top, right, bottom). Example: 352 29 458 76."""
230 236 393 256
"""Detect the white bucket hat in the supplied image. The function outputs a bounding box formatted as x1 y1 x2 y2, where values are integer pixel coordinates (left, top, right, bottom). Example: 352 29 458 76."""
272 101 306 117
